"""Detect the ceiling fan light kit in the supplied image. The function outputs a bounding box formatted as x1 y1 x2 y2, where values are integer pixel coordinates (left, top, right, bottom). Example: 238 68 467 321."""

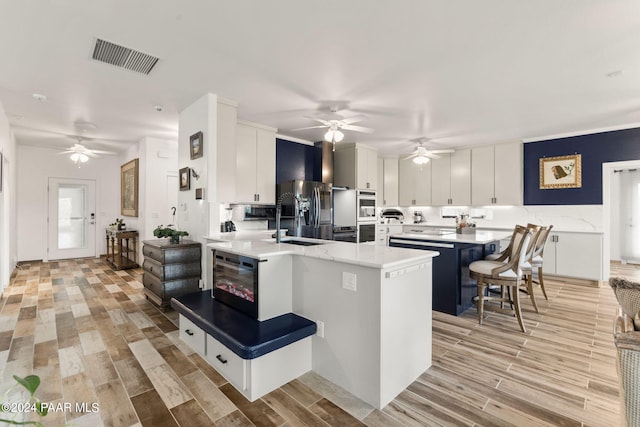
413 155 430 165
324 128 344 143
70 152 89 163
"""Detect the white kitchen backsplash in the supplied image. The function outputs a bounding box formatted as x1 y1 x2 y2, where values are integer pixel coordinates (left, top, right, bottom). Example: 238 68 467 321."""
383 205 603 232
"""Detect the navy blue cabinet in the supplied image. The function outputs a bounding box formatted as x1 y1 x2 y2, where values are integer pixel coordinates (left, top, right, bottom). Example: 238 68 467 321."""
389 237 496 315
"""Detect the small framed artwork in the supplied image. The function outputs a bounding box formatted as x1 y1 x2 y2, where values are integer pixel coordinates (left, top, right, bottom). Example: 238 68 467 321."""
539 154 582 189
179 167 191 191
121 158 139 216
190 131 203 160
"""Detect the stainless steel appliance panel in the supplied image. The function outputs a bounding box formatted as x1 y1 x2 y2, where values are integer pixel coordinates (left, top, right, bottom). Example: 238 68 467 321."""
357 190 377 221
332 188 357 227
276 180 332 239
358 222 376 243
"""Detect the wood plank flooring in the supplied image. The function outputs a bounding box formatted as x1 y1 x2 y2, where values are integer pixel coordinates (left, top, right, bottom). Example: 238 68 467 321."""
0 257 632 426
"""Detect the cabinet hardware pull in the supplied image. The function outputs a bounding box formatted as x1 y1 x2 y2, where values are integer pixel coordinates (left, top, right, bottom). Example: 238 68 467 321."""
185 329 194 336
216 354 228 364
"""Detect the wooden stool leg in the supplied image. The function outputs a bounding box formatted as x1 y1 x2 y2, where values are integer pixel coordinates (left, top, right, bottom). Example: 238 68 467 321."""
478 282 486 325
527 274 539 313
512 282 526 333
538 266 548 300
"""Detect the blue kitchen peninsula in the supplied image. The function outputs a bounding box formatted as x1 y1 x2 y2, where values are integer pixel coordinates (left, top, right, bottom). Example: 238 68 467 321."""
389 229 511 315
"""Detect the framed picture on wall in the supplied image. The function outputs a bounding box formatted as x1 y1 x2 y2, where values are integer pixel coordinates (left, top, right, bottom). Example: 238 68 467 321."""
179 167 190 191
539 154 582 189
190 131 203 160
121 158 139 216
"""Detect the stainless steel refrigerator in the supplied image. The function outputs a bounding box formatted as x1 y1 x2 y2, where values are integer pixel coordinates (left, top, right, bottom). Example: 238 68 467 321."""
276 180 333 240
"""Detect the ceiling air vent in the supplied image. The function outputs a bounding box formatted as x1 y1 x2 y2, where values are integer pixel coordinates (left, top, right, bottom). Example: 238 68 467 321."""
91 38 159 75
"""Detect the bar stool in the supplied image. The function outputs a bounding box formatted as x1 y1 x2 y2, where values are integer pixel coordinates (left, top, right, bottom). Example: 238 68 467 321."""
522 225 553 301
470 225 532 332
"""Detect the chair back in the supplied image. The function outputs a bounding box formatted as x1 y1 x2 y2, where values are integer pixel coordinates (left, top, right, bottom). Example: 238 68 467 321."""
506 225 532 277
533 225 553 258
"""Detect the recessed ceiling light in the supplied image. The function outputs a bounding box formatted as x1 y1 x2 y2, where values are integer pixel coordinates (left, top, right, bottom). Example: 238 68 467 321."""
154 105 164 112
32 93 47 101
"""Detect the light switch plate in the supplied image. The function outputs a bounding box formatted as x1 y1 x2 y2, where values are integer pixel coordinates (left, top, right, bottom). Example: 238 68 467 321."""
342 272 357 292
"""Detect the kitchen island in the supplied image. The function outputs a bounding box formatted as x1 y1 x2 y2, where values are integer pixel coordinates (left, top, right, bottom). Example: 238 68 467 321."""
389 229 511 315
187 236 438 409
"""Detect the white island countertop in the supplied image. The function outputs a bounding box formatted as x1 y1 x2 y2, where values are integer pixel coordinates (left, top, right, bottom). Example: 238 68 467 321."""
205 236 438 269
392 229 512 244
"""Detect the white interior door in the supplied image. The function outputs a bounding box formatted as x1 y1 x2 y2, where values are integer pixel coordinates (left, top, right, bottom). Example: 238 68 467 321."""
48 178 96 260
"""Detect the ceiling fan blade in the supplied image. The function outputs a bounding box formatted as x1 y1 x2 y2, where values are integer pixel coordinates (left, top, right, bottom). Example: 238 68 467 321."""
430 149 455 154
57 151 74 155
304 116 332 126
341 124 374 133
91 149 117 155
425 152 442 159
340 115 367 125
291 125 327 131
402 153 418 160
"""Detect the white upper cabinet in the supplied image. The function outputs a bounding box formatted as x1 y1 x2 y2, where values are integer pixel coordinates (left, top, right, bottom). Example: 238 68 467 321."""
334 144 378 190
399 158 431 206
378 157 399 206
471 142 522 205
431 150 471 206
235 121 276 204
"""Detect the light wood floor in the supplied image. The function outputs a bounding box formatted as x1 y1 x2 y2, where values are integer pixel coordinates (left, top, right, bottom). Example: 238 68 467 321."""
0 258 632 426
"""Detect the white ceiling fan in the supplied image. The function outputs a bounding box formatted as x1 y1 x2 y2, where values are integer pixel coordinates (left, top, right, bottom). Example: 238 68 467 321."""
58 138 116 164
403 137 454 165
294 105 374 143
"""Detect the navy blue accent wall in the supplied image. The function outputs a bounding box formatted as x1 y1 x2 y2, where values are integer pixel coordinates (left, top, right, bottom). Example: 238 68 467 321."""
524 127 640 205
275 138 319 184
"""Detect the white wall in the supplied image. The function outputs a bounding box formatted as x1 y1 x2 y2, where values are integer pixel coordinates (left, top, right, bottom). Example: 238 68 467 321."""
16 145 120 261
141 137 179 240
0 102 17 295
177 94 216 242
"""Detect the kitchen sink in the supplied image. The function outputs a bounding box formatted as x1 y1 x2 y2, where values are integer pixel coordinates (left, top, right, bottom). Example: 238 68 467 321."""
281 239 325 246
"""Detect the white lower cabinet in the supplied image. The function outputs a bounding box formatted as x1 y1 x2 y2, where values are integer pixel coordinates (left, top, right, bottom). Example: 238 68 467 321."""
179 311 313 402
206 335 247 391
542 232 603 282
204 334 312 402
376 224 403 245
179 315 206 356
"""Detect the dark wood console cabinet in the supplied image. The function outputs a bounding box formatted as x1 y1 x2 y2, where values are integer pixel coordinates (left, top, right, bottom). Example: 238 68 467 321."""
105 229 139 270
142 239 202 309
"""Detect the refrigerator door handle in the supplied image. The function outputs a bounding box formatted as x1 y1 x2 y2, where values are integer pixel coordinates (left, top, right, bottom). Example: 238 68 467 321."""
315 187 321 227
313 187 318 227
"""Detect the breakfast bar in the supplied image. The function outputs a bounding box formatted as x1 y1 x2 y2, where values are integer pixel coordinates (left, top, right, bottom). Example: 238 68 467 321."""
389 229 511 315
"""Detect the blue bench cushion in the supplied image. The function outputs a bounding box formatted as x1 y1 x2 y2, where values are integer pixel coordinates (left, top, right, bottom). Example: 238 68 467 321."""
171 291 317 360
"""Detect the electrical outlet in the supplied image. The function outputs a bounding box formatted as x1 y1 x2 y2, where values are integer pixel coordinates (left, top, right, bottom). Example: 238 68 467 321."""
316 320 325 338
342 272 357 292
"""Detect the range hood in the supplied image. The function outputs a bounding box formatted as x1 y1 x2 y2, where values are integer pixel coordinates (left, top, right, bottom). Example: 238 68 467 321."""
315 141 334 184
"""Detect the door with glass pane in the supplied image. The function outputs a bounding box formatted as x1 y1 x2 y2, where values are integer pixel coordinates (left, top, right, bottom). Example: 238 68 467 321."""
48 178 96 260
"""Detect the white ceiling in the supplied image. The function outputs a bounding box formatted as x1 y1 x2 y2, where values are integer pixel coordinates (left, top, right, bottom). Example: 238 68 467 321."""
1 1 639 157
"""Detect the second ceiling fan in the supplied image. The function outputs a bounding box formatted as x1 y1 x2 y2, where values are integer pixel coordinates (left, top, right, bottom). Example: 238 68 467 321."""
403 138 454 165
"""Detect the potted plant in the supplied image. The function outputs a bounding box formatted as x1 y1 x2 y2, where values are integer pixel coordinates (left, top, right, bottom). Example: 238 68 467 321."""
153 225 189 244
109 218 126 231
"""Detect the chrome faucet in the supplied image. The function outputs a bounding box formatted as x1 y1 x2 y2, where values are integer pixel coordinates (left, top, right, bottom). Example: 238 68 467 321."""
275 191 299 243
